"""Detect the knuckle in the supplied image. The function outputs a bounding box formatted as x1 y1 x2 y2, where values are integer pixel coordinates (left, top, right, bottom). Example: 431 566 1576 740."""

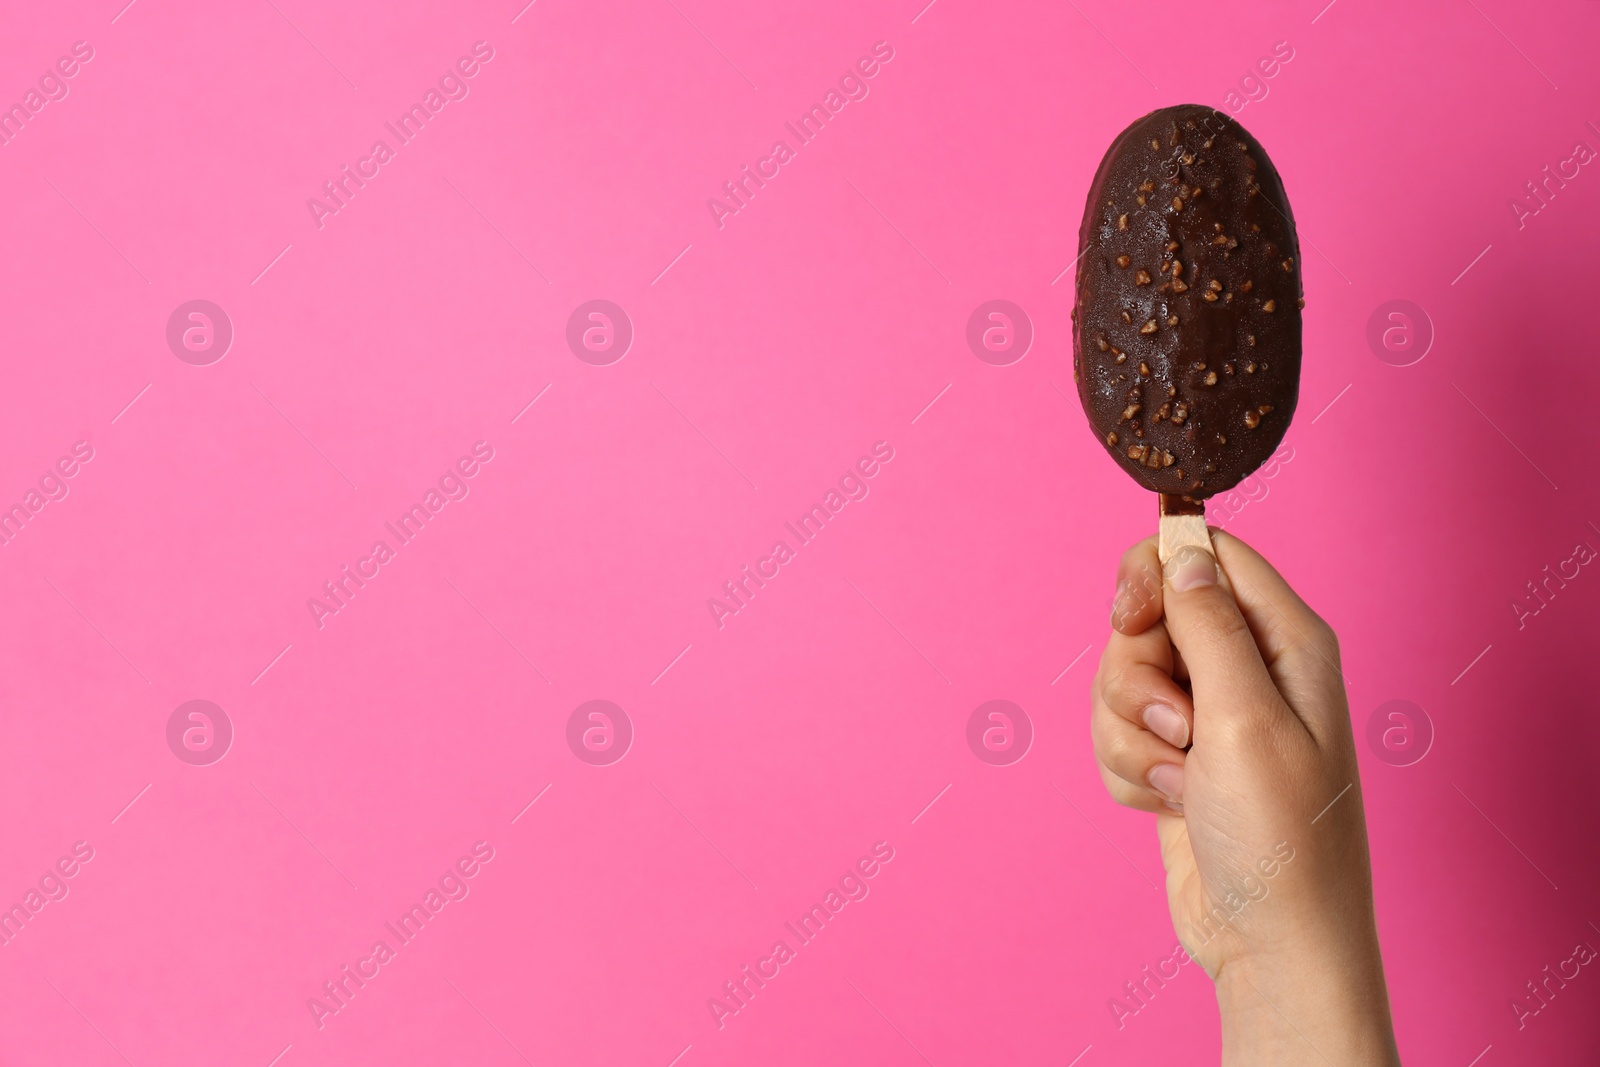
1100 665 1131 709
1318 619 1343 662
1297 610 1342 662
1098 763 1154 810
1195 594 1252 647
1209 697 1289 752
1206 706 1264 751
1090 647 1118 697
1101 727 1139 771
1101 663 1152 716
1088 704 1114 748
1113 779 1161 812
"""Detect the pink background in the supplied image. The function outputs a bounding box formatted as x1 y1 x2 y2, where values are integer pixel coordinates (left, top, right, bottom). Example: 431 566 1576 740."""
2 0 1597 1062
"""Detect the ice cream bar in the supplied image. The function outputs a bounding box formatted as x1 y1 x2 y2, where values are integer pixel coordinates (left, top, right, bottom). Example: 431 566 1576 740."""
1072 104 1302 529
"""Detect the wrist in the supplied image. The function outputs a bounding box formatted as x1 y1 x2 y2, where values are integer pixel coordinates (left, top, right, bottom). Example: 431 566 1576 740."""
1214 936 1399 1067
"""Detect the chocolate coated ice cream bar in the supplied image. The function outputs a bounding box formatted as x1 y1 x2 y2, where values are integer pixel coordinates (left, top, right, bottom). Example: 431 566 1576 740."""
1073 104 1302 503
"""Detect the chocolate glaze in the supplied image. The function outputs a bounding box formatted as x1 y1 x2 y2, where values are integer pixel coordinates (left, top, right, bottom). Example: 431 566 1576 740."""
1072 104 1301 499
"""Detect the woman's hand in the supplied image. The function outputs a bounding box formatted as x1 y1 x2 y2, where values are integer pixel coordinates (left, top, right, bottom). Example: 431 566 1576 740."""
1091 529 1400 1065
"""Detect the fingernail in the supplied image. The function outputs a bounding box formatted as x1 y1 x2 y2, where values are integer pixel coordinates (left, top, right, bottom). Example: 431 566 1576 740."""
1148 762 1184 803
1143 704 1189 748
1164 801 1184 816
1166 546 1216 592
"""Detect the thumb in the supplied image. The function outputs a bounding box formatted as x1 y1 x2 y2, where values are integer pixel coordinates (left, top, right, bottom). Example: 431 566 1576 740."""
1161 544 1285 731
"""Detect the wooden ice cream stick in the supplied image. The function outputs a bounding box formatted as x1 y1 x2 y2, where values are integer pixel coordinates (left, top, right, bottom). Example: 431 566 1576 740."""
1158 494 1213 565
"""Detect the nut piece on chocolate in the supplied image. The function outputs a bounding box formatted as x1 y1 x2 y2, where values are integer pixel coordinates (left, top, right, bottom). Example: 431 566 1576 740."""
1072 104 1302 499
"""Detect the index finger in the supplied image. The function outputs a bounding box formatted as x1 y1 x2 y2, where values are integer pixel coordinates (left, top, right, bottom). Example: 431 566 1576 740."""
1112 528 1340 670
1110 536 1165 635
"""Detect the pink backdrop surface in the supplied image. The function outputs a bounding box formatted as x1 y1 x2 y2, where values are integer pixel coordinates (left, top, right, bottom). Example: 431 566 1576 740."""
1 0 1597 1063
